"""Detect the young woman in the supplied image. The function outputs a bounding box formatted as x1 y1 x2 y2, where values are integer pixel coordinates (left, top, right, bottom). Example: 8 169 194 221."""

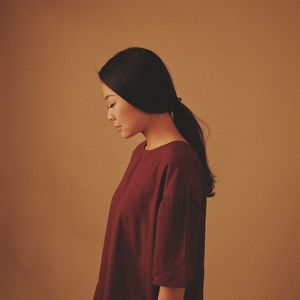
93 47 216 300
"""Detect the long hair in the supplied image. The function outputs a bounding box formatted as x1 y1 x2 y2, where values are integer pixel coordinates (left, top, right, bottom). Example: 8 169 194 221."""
98 47 216 198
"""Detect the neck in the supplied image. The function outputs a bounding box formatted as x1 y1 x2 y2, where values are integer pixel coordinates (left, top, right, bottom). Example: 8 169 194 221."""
141 112 186 149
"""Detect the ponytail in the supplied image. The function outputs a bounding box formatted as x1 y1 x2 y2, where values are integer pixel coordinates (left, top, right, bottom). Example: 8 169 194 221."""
171 101 216 198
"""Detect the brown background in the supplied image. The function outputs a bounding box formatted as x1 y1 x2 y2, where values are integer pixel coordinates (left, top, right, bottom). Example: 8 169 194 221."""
1 0 299 299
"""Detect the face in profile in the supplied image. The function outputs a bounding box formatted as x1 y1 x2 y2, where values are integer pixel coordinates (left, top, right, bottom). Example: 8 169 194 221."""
101 82 151 138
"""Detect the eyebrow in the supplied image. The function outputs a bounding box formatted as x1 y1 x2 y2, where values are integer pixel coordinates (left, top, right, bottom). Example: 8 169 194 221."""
104 94 116 100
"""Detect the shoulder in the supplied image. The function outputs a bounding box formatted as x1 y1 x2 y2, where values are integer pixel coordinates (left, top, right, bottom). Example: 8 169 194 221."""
159 144 204 190
132 140 203 173
161 142 201 169
162 145 206 199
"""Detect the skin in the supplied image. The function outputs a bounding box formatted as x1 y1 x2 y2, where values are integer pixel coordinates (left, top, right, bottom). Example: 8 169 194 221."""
101 82 186 299
101 82 189 150
157 286 186 300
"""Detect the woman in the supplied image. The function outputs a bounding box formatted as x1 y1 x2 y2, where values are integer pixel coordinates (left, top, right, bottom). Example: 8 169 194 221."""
93 47 216 300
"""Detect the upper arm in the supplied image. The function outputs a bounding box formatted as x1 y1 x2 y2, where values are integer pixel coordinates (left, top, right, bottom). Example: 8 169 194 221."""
157 286 185 300
152 161 205 287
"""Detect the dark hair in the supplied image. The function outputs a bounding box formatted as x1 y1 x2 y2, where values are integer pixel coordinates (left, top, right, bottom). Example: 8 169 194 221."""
98 47 216 198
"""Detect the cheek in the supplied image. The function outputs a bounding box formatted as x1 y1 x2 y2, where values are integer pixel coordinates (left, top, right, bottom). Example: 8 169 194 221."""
120 106 144 128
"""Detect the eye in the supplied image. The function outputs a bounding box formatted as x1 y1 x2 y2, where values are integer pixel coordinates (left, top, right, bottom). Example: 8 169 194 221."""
107 103 115 109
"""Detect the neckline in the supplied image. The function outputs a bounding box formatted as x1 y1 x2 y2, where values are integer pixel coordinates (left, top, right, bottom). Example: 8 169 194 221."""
142 140 191 152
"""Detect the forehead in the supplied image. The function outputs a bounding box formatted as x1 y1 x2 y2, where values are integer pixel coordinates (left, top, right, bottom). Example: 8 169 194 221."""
101 82 116 96
101 82 124 102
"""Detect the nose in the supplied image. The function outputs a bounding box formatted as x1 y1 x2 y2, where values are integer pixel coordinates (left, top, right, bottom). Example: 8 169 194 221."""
107 109 115 121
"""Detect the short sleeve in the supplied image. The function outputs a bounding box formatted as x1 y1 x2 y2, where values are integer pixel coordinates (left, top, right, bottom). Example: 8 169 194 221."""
152 161 204 287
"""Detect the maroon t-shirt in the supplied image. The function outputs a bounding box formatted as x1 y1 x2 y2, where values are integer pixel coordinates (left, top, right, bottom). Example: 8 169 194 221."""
93 140 207 300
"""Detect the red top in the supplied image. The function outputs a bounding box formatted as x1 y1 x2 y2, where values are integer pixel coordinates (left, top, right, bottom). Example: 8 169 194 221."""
93 140 207 300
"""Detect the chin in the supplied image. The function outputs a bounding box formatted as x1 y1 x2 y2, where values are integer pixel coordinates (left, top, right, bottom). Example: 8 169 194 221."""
120 130 138 139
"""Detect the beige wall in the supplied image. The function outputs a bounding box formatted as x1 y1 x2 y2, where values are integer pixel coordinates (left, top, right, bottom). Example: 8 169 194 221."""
1 1 298 299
